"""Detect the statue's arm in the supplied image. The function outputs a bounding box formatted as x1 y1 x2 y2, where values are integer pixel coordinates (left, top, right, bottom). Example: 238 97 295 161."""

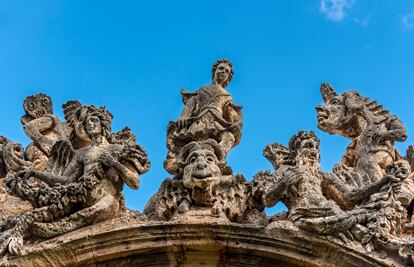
23 116 54 142
386 116 408 142
225 101 242 123
113 161 140 189
322 173 390 208
25 160 80 186
180 96 197 120
262 170 298 207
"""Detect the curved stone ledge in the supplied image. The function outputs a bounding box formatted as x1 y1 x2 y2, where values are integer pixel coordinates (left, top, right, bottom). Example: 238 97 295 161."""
0 216 400 267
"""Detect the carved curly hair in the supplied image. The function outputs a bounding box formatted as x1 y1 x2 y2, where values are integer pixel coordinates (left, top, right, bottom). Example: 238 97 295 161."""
288 131 320 160
82 106 114 142
212 59 234 88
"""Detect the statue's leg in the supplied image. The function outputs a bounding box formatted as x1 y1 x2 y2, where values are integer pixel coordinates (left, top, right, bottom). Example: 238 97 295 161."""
31 194 118 238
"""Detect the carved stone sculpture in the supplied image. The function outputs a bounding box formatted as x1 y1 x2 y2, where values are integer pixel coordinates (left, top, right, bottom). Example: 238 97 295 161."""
254 130 414 264
0 97 150 256
316 83 407 183
164 59 242 174
2 67 414 266
21 94 69 171
145 139 264 224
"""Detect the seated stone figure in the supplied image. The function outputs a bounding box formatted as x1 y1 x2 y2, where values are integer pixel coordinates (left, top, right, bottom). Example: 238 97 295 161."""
254 131 402 236
21 93 69 171
0 105 150 256
165 59 242 174
145 139 265 224
254 131 414 263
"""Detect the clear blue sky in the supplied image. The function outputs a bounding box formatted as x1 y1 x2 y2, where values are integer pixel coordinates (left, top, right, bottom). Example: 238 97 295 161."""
1 1 413 215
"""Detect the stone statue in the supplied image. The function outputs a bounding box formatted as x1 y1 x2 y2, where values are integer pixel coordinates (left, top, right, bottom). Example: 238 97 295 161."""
145 139 264 224
165 59 242 174
316 82 407 183
21 94 69 171
0 102 150 256
254 131 414 264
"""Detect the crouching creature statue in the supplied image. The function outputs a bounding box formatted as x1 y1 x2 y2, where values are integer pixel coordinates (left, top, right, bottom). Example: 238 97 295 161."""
0 105 150 256
145 139 265 224
253 131 414 264
165 59 242 174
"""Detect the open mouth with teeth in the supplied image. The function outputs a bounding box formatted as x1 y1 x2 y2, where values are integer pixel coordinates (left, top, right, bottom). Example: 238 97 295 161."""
317 110 329 123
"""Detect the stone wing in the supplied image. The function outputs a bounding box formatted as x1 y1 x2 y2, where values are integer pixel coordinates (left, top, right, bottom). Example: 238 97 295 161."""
45 140 76 176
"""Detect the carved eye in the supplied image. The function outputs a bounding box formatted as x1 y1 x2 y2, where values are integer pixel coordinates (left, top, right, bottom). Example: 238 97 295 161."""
330 99 339 105
206 156 215 163
189 156 197 164
26 101 35 111
41 98 50 106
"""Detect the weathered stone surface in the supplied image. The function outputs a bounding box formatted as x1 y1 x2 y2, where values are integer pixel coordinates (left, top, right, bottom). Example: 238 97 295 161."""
0 96 150 256
1 62 414 266
0 218 401 267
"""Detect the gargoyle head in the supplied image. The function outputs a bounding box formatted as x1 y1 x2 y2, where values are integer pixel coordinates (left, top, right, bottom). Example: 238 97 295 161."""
21 93 53 125
177 139 227 205
316 83 373 139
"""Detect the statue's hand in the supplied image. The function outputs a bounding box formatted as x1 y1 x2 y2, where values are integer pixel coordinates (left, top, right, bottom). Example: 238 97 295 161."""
177 119 188 129
99 153 117 167
372 132 391 144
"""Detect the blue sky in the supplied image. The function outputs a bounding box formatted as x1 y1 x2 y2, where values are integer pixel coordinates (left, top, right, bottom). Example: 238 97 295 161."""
0 0 413 214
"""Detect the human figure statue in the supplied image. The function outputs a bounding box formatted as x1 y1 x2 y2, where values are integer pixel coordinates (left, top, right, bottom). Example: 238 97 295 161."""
0 105 150 255
253 131 402 237
165 59 242 174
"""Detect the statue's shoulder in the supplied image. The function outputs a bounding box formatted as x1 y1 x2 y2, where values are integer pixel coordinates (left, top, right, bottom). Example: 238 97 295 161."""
180 88 198 105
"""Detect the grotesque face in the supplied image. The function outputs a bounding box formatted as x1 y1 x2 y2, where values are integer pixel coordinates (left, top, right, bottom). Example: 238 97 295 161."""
296 137 320 166
182 148 221 190
85 115 102 137
23 94 53 119
316 94 347 135
214 63 232 86
387 160 411 181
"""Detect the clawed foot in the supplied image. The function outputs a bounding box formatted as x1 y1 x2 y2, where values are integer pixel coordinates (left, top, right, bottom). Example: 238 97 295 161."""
0 228 24 256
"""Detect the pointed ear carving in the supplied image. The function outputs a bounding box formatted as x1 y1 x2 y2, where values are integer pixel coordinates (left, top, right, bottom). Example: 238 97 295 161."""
320 82 338 102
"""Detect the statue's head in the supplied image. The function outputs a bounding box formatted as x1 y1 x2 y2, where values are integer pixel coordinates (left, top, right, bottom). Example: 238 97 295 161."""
21 93 53 124
316 83 373 139
212 59 233 88
81 106 113 141
289 131 320 167
178 139 226 191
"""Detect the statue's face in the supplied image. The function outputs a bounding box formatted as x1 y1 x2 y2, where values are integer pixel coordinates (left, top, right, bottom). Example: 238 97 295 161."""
316 94 347 135
388 160 411 180
214 63 231 85
24 94 53 119
85 115 102 137
297 137 320 166
182 148 221 190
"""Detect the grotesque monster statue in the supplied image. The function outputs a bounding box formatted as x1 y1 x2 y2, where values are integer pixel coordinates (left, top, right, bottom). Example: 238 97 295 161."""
254 131 414 264
21 94 69 171
145 139 263 224
165 59 242 174
316 82 407 183
0 101 150 256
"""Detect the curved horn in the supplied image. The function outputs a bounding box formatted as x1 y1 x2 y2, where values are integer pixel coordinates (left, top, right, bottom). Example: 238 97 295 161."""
320 82 338 102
